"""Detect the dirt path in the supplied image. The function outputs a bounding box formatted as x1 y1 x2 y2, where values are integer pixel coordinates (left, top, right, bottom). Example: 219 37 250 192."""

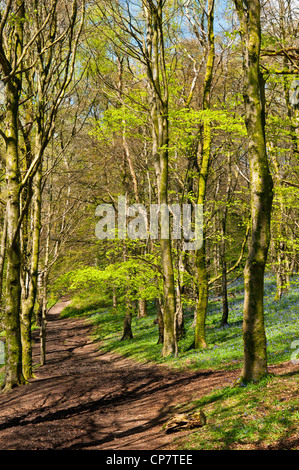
0 300 295 450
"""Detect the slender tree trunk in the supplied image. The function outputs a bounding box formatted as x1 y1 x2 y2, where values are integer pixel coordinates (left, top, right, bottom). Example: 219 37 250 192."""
3 84 25 390
20 161 42 379
40 174 52 366
176 249 185 340
155 297 164 345
138 298 147 318
121 309 134 341
234 0 274 384
121 288 134 341
112 285 117 309
194 0 215 350
0 0 26 392
220 154 232 326
212 214 221 296
143 0 176 356
0 213 7 302
220 214 229 326
156 93 176 357
272 149 288 300
40 271 48 366
194 242 209 349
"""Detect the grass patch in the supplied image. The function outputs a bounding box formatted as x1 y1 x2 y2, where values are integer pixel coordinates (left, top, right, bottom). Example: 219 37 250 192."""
60 289 113 320
67 275 299 372
167 372 299 450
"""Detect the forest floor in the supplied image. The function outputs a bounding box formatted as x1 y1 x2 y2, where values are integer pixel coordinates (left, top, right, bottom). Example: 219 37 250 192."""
0 298 298 451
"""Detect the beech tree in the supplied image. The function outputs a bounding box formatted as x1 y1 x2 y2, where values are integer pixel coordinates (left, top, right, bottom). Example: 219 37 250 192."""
192 0 215 349
0 0 85 389
0 0 29 390
141 0 177 356
93 0 178 356
234 0 274 384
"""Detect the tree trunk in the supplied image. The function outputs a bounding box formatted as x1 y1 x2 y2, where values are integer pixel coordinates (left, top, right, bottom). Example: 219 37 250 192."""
20 161 42 379
121 300 134 341
40 178 51 366
138 298 147 318
155 298 164 345
3 84 25 390
194 244 208 349
220 153 232 327
220 245 229 326
112 285 117 309
143 0 176 357
0 213 7 302
234 0 274 384
40 272 48 366
0 0 26 392
194 0 215 350
176 250 185 341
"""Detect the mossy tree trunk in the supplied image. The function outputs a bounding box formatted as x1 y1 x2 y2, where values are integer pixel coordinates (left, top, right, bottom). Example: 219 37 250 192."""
20 159 42 380
40 271 48 366
0 214 7 303
0 0 26 391
220 153 232 327
234 0 273 384
143 0 177 357
138 299 147 318
176 249 185 341
39 169 52 366
3 83 25 390
194 0 215 350
155 297 164 345
121 304 134 341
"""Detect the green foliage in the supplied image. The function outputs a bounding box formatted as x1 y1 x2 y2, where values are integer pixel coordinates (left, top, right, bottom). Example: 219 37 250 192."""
168 107 246 154
55 257 161 306
93 102 148 143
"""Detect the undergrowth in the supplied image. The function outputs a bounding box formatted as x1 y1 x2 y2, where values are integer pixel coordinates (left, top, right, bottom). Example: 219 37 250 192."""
61 275 299 372
167 373 299 450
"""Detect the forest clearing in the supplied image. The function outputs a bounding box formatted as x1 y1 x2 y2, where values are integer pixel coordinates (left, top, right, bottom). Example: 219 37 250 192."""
0 0 298 455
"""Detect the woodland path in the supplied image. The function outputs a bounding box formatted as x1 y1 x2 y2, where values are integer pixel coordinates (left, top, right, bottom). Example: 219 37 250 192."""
0 299 296 450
